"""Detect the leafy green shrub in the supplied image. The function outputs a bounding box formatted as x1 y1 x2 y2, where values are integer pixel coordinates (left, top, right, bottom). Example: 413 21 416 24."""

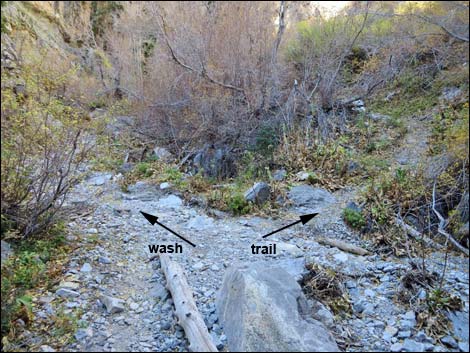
343 208 366 229
228 193 252 215
136 162 153 177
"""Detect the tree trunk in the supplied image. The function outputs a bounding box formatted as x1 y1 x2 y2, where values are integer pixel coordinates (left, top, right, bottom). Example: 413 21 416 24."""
160 254 218 352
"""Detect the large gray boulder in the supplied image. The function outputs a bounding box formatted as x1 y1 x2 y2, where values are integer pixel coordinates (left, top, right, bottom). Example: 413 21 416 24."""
217 262 339 352
288 185 336 211
193 144 236 179
244 182 270 205
154 146 173 162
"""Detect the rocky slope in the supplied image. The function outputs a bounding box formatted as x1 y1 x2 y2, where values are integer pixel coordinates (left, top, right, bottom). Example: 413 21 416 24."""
23 161 469 352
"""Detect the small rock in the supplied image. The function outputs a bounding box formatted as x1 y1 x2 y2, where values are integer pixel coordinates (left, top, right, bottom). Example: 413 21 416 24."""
58 281 79 290
403 311 416 321
210 332 224 350
441 335 458 348
75 327 93 341
98 256 112 264
40 345 56 352
369 112 390 121
244 182 270 205
154 146 173 162
56 288 80 298
398 330 412 339
130 302 139 310
402 339 424 352
161 321 171 330
458 341 469 352
296 171 311 181
391 342 403 352
383 326 399 341
160 182 171 190
192 262 205 271
100 295 125 314
399 319 416 330
80 263 92 272
272 169 287 181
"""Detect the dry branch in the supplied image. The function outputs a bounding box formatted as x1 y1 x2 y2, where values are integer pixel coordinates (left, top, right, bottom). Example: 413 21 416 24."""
159 254 218 352
395 216 443 250
316 237 370 256
432 183 469 256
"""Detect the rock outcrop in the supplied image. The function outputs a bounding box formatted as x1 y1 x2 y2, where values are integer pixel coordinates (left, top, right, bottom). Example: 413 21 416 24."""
217 262 339 352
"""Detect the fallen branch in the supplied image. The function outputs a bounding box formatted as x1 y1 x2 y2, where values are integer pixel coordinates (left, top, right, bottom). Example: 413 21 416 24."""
395 217 443 250
432 182 469 256
316 237 370 256
160 254 218 352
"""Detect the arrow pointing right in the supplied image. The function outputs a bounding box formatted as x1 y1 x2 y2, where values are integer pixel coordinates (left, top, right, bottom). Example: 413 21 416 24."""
262 213 318 239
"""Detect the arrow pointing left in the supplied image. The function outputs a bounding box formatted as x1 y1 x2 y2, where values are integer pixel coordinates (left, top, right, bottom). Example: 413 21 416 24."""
140 211 196 247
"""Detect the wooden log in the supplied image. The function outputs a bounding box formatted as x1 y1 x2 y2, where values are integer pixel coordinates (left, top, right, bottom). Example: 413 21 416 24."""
317 237 370 256
395 217 443 250
160 254 218 352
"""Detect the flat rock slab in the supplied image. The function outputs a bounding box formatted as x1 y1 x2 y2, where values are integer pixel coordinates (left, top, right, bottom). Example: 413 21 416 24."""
288 185 336 211
217 261 339 352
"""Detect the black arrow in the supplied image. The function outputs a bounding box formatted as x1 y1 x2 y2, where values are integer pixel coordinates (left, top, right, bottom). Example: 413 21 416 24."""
140 211 196 247
262 213 318 239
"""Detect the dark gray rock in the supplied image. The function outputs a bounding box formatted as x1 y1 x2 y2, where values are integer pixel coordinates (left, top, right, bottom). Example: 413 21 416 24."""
288 185 335 211
119 162 134 174
216 262 339 352
244 182 270 205
192 145 236 179
272 169 287 181
346 201 362 213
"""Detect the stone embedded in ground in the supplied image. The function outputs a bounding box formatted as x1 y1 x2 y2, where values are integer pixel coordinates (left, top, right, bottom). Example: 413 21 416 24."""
273 242 303 257
441 335 458 348
80 262 92 272
369 112 390 121
160 182 171 190
87 172 113 186
187 215 214 230
56 288 80 298
288 185 336 210
272 169 287 181
296 171 311 181
217 262 339 352
154 146 173 162
100 295 125 314
244 182 271 205
98 256 112 264
58 281 79 290
158 195 183 208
